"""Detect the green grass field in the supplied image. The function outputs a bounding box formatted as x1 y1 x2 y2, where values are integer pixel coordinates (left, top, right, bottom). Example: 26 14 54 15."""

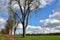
0 35 60 40
16 35 60 40
0 34 3 40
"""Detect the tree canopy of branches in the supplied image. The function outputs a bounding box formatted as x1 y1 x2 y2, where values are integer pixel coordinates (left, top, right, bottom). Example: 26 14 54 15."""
2 5 20 35
8 0 40 37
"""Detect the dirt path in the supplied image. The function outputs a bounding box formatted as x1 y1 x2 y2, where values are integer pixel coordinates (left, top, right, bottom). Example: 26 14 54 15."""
2 35 20 40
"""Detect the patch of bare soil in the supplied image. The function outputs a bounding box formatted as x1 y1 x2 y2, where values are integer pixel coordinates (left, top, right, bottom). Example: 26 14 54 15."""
2 35 20 40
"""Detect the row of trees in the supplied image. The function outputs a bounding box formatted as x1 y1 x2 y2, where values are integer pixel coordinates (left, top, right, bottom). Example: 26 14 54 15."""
0 0 40 37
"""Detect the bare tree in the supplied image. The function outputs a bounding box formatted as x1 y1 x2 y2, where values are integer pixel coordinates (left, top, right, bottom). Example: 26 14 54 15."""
5 15 13 34
8 10 19 35
8 0 40 37
3 5 19 35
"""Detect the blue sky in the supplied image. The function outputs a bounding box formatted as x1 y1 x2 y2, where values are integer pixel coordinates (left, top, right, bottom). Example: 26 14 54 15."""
0 0 60 34
28 0 58 26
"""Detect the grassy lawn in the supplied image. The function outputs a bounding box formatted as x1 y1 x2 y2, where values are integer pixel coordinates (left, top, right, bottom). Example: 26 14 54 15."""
0 34 3 40
0 34 60 40
16 35 60 40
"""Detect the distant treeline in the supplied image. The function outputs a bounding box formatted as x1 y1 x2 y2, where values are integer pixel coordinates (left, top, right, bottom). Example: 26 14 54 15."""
20 33 60 36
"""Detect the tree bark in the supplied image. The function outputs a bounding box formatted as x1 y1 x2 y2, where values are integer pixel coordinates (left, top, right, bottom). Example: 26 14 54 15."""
14 27 16 36
23 23 26 38
11 27 12 35
14 30 15 36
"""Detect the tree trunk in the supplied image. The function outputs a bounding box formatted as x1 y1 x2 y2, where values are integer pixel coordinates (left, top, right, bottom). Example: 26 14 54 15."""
11 28 12 35
14 27 16 36
23 25 26 38
14 30 15 36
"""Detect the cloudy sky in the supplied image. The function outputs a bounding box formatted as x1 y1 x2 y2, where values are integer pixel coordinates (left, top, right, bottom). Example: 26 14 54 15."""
0 0 60 34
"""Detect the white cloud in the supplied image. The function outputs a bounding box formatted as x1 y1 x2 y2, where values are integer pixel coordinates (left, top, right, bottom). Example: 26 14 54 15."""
0 17 6 31
0 17 6 23
17 23 60 34
43 27 60 34
17 23 23 29
40 10 60 27
27 25 43 34
39 0 54 8
0 26 5 31
11 1 20 10
0 0 9 12
17 24 44 34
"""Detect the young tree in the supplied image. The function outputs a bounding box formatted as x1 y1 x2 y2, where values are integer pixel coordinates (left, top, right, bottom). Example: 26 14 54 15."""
8 0 40 37
8 3 20 35
3 5 19 35
5 15 13 34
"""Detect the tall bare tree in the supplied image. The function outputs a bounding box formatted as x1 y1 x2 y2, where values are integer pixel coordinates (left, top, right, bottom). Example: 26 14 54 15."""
5 14 13 34
8 0 40 37
7 7 19 35
3 4 20 35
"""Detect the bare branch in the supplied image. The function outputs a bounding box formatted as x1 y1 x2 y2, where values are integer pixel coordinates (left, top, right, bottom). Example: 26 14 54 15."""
17 0 23 15
9 7 22 23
